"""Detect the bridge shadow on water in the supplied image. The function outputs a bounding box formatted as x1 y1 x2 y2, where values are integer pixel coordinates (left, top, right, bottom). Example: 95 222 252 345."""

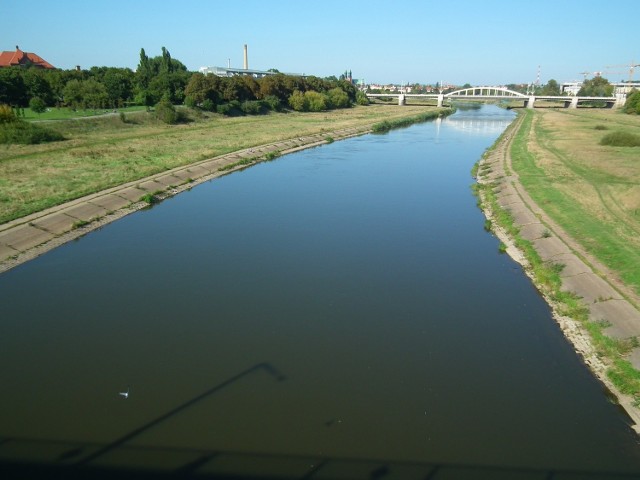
2 363 639 480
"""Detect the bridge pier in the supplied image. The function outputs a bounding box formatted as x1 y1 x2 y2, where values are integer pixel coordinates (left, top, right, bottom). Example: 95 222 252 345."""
398 94 406 106
526 96 536 109
570 97 578 109
437 94 444 108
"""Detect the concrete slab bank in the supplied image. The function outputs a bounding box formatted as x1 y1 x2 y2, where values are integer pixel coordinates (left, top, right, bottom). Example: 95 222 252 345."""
477 114 640 432
0 126 371 274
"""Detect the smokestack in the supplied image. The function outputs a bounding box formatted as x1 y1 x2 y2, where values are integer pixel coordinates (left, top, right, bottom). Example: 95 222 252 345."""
243 44 248 70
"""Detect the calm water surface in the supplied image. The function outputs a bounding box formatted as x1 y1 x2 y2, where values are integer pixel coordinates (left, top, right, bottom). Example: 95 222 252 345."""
2 106 640 475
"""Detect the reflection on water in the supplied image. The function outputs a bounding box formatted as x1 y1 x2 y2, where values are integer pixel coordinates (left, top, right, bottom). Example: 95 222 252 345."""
1 106 640 477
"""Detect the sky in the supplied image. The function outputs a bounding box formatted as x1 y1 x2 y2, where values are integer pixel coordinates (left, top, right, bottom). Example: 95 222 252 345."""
3 0 639 86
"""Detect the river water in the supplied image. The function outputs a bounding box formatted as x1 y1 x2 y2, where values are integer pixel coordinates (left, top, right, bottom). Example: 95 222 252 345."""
1 106 640 477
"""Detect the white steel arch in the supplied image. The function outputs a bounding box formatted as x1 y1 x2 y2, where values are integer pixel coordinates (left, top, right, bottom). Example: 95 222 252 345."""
445 87 527 98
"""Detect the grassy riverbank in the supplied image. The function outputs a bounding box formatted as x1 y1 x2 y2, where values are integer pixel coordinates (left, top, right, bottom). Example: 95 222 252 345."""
475 107 640 405
0 105 447 224
514 109 640 300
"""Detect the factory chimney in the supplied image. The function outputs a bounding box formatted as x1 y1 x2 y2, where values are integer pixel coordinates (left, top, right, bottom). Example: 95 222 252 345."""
243 44 248 70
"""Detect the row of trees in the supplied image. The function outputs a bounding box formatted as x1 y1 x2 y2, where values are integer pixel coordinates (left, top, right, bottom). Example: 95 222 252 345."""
0 48 191 110
0 46 364 114
183 72 364 113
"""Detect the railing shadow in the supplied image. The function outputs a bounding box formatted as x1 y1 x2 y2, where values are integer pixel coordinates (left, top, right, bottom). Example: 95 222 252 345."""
2 362 640 479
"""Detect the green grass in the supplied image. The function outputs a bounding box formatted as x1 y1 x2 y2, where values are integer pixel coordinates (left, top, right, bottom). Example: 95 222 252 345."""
371 109 453 132
512 110 640 295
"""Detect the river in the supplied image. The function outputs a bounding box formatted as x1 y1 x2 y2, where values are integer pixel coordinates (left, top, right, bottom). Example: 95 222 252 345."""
1 105 640 478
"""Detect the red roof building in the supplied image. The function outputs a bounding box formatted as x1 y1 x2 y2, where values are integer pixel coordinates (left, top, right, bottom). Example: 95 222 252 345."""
0 46 55 69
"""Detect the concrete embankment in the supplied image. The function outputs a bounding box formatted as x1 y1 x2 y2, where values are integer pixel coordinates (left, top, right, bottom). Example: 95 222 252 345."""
476 114 640 433
0 126 370 274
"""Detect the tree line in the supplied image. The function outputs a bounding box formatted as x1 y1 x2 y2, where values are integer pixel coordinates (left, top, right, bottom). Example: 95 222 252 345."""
0 47 366 117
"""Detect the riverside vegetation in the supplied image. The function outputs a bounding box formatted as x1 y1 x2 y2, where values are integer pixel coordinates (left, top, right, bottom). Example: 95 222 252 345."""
475 107 640 404
0 105 451 224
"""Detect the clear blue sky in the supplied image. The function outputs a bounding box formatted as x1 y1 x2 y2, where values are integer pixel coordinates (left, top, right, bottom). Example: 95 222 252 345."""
3 0 638 86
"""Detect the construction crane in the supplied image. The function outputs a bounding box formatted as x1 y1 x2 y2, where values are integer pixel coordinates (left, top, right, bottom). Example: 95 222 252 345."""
604 61 640 82
579 71 603 80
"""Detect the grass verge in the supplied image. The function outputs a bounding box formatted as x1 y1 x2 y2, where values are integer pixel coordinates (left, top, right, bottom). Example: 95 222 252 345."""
371 108 453 133
0 105 448 224
474 110 640 405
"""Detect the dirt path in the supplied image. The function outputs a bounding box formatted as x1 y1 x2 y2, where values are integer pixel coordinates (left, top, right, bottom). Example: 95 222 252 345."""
477 113 640 433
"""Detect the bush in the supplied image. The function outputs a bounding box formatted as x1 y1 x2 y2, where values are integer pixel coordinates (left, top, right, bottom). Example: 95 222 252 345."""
216 100 241 116
240 100 263 115
0 104 16 123
288 90 308 111
326 87 350 109
184 96 197 109
599 131 640 147
29 97 47 115
155 97 178 124
356 90 370 105
201 98 215 112
304 91 327 112
624 89 640 114
0 120 64 144
262 95 282 111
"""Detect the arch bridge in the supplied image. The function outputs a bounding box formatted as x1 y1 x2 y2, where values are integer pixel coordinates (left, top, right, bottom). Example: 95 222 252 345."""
366 86 621 109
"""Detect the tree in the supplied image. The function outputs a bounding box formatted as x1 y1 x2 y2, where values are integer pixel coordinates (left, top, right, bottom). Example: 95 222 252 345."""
155 95 178 124
578 76 614 97
326 87 350 109
355 90 369 105
304 91 327 111
82 79 108 110
29 97 46 116
102 69 134 107
0 68 27 106
541 79 561 96
624 89 640 114
23 69 54 105
288 90 308 111
62 79 84 109
137 48 152 90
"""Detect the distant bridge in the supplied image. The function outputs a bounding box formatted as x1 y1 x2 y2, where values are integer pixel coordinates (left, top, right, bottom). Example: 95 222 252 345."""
366 86 622 108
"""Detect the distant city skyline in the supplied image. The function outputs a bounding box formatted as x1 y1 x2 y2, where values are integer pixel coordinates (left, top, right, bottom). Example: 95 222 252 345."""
2 0 638 86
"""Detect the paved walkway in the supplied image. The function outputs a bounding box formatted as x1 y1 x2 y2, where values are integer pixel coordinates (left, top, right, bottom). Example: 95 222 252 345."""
0 126 370 273
478 114 640 429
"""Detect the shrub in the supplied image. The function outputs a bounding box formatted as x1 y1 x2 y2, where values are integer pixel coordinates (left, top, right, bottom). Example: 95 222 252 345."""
624 89 640 114
262 95 282 111
29 97 47 115
326 87 351 109
356 90 370 105
216 100 241 116
240 100 263 115
599 131 640 147
155 97 178 124
304 91 327 112
288 90 308 111
0 104 16 123
184 96 197 109
0 120 64 144
594 125 608 130
201 98 215 112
